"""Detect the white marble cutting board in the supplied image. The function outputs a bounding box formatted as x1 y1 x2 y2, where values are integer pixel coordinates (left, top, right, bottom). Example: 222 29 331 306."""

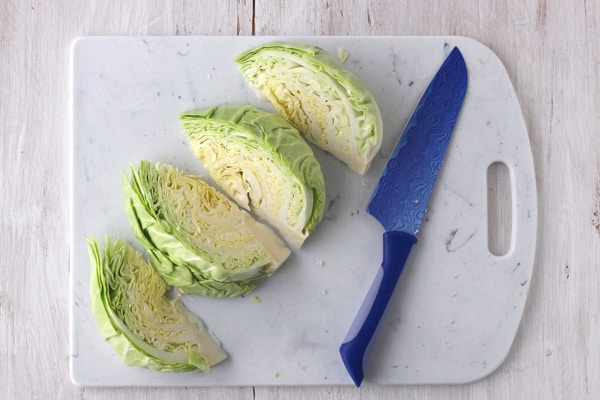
69 36 537 387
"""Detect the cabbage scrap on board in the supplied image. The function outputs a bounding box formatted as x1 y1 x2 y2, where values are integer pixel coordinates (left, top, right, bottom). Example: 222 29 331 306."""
87 236 228 372
180 105 326 248
122 161 291 297
234 41 383 175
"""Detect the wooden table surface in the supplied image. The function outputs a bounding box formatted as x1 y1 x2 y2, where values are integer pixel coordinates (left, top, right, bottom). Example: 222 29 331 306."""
2 1 599 399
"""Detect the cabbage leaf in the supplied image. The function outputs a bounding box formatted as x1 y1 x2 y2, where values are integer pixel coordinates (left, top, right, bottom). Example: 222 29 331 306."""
180 105 326 248
88 236 228 372
122 161 291 296
235 41 383 175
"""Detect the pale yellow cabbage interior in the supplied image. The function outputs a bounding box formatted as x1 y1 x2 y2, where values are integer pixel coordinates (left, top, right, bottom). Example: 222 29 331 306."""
241 50 379 174
189 124 314 247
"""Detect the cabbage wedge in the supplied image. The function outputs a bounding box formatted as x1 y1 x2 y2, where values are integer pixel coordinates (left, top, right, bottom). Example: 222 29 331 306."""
180 105 326 248
122 161 291 297
87 236 227 372
234 41 383 175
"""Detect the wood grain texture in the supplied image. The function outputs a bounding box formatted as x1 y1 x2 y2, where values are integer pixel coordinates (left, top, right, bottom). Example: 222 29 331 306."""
1 0 599 399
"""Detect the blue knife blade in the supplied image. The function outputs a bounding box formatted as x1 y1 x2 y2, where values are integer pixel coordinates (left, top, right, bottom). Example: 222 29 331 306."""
339 47 468 387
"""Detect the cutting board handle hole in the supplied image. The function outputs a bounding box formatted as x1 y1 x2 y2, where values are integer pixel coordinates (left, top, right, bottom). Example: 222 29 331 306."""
487 162 512 256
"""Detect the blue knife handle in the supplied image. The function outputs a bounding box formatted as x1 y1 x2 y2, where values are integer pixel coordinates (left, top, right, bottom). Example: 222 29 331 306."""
339 231 417 387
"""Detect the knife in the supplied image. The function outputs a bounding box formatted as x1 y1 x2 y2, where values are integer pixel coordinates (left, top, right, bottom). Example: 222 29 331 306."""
339 47 468 387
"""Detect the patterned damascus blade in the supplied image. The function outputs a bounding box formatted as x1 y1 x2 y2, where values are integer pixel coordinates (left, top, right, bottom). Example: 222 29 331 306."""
367 46 468 233
339 47 468 387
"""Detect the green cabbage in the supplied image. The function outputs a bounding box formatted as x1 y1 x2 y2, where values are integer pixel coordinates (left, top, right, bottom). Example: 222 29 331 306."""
180 105 326 248
234 41 383 175
87 236 227 372
122 161 291 297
